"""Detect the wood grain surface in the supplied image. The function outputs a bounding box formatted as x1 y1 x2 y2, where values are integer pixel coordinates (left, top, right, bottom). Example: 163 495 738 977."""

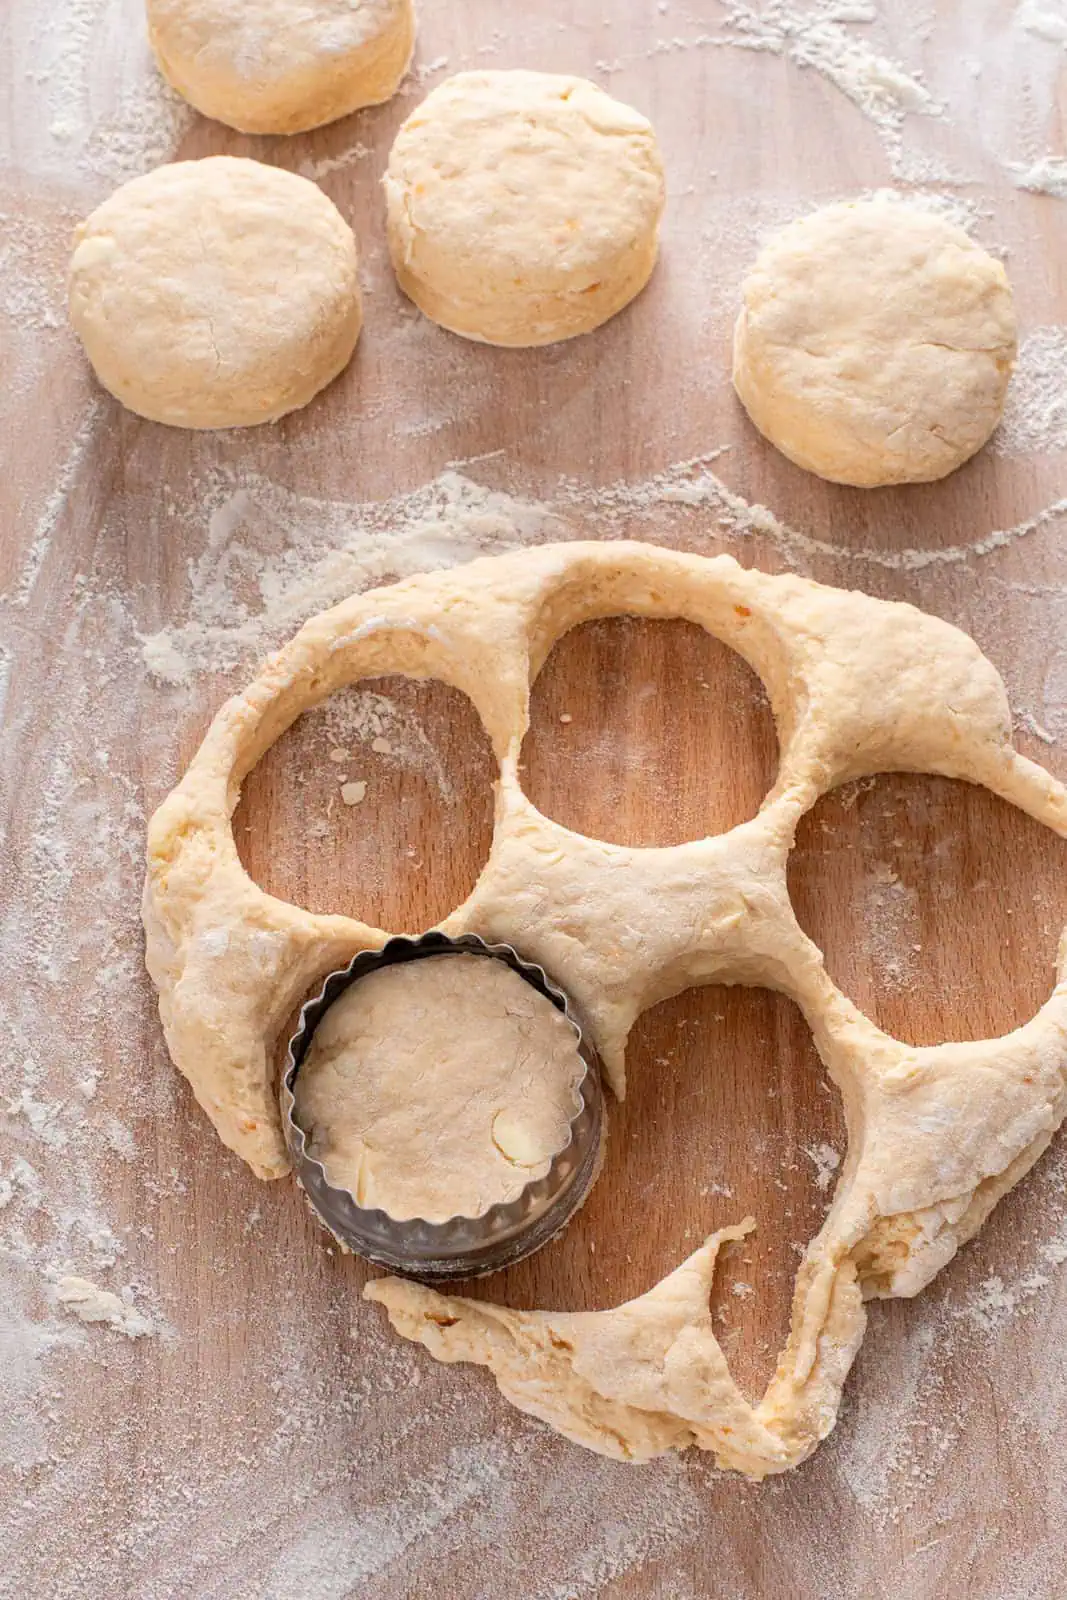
4 3 1067 1598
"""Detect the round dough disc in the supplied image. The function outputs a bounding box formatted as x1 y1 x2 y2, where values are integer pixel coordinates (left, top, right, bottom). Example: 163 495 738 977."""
293 955 586 1223
146 0 415 135
732 197 1018 487
68 157 362 430
384 69 666 347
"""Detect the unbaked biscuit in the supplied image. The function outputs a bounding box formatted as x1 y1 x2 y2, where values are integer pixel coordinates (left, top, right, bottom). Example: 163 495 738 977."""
384 70 666 347
69 157 362 429
732 197 1017 486
146 0 415 135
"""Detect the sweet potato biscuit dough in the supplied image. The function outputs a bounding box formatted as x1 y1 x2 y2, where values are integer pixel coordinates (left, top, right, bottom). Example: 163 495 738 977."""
69 157 362 429
732 197 1017 486
146 0 415 134
384 71 666 346
292 953 586 1222
144 541 1067 1478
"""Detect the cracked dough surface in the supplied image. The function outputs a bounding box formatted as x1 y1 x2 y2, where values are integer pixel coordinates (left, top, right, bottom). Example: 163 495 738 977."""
143 540 1067 1478
293 954 586 1222
732 197 1017 486
384 70 666 346
147 0 415 134
68 156 362 429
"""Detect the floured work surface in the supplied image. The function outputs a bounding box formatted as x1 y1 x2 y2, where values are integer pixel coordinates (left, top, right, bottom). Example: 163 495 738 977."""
3 1 1067 1595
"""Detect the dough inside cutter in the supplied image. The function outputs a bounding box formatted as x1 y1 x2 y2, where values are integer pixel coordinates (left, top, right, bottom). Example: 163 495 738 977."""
292 953 587 1222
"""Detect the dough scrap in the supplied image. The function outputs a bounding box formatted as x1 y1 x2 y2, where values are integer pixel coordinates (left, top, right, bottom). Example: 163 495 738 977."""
732 197 1017 486
143 540 1067 1477
384 70 666 346
147 0 415 134
69 157 362 429
293 953 586 1221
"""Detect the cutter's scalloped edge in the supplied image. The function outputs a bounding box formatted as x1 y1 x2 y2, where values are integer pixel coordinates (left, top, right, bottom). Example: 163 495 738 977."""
280 930 605 1280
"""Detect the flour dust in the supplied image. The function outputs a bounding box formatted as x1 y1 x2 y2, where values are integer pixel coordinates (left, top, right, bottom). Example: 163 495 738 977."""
5 0 1067 1595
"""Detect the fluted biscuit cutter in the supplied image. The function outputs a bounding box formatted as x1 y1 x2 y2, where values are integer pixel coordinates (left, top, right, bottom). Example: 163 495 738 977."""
281 930 603 1279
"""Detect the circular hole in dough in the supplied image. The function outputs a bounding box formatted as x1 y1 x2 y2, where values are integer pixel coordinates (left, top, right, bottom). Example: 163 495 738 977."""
464 983 845 1404
233 677 496 929
68 156 363 429
384 69 666 347
731 196 1018 487
522 617 779 846
146 0 415 134
787 774 1067 1044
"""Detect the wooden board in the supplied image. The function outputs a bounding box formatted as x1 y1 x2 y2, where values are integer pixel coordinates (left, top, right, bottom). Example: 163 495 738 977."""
4 2 1067 1596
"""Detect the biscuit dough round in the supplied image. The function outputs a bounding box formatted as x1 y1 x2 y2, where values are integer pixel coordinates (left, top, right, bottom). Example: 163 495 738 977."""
293 954 586 1221
384 70 666 346
69 157 362 429
146 0 415 134
732 198 1017 486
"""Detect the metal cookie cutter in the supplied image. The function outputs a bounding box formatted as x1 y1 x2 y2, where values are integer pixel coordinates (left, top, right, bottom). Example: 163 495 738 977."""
281 931 605 1281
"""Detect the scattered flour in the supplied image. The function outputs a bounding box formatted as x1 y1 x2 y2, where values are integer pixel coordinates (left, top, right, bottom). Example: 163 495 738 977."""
955 1269 1051 1332
1040 1228 1067 1265
10 397 105 607
561 453 1067 574
0 212 72 337
713 1 944 177
313 687 458 800
140 451 1067 702
1016 0 1067 48
22 0 194 186
79 72 194 188
52 1274 156 1338
140 470 565 685
260 1440 508 1598
832 1319 945 1519
296 140 372 180
1009 153 1067 197
0 644 10 729
1017 707 1058 745
803 1142 842 1192
0 1280 85 1471
996 327 1067 455
863 184 986 234
410 54 450 86
521 1456 709 1600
